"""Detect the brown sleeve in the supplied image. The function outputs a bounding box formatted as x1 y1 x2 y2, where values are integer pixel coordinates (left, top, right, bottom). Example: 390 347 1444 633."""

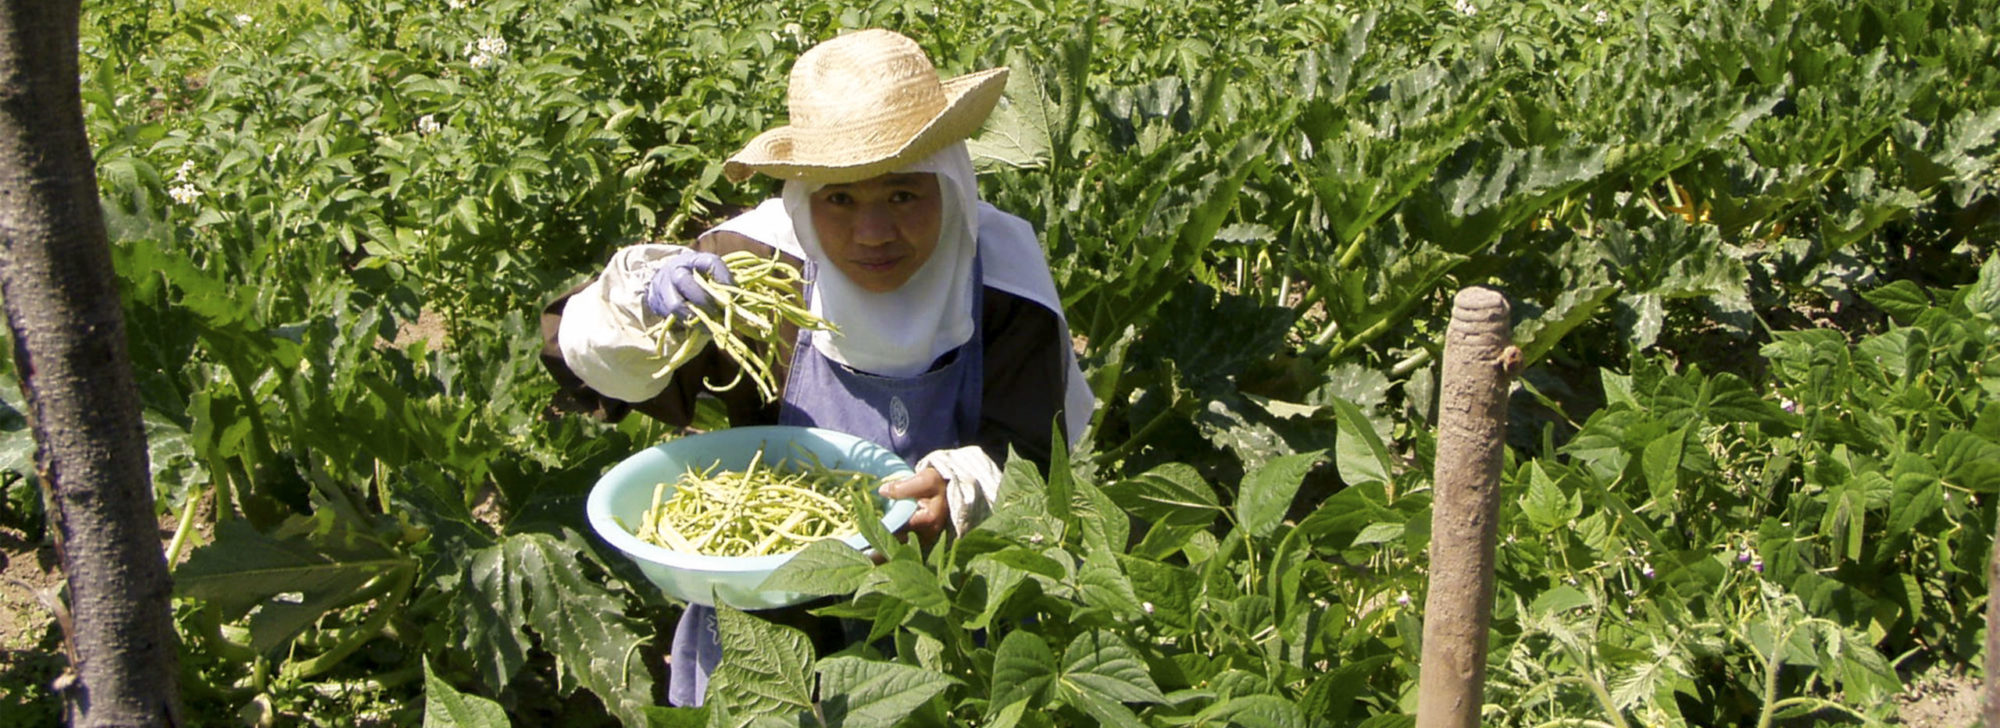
975 289 1072 472
537 231 801 428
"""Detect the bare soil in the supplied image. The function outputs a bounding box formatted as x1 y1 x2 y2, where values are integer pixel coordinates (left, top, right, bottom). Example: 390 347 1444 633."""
0 523 64 725
0 496 211 725
1897 666 1981 727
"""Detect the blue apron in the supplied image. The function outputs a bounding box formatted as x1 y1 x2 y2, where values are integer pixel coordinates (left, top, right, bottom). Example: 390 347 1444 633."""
669 258 984 707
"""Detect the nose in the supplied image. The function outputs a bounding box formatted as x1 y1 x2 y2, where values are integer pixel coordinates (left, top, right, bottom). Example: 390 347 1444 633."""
851 203 898 246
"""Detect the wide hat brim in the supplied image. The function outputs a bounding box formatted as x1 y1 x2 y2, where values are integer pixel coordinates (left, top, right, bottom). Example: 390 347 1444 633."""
724 66 1009 185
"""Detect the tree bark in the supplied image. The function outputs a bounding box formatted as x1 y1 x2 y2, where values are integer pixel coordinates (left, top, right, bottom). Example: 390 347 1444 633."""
1984 513 2000 727
1415 287 1518 728
0 0 182 725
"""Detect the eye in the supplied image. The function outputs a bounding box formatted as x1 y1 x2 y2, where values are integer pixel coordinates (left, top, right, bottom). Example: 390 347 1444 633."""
889 189 920 204
821 190 854 206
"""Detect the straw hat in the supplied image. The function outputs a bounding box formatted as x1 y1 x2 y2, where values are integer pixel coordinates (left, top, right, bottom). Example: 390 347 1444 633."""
724 29 1009 184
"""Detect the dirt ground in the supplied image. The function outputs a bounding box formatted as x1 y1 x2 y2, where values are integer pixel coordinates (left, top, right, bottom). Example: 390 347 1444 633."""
0 498 212 724
1898 667 1982 727
0 522 65 725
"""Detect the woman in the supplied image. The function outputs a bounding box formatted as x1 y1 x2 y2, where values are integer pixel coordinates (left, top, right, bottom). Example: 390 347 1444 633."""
539 29 1092 707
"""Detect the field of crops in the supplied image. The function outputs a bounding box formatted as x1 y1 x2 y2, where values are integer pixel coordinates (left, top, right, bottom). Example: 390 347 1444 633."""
2 0 1997 724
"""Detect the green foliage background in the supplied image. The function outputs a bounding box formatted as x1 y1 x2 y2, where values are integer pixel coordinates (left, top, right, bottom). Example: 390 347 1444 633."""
0 0 1994 724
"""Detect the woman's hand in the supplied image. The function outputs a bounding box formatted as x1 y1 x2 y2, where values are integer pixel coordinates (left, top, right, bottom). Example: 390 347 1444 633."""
644 251 736 322
877 467 948 548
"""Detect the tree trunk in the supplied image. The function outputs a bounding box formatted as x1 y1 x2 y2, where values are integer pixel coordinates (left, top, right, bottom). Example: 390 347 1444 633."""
0 0 182 725
1415 287 1518 728
1985 514 2000 727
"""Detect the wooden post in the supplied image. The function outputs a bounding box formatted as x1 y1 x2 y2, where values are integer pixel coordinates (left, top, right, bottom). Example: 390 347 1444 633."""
1416 287 1519 728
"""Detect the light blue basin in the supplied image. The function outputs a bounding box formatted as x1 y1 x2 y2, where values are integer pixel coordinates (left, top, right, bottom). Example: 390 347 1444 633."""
586 426 917 610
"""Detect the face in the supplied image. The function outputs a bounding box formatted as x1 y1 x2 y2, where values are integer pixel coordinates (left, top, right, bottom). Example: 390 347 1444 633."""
807 172 944 293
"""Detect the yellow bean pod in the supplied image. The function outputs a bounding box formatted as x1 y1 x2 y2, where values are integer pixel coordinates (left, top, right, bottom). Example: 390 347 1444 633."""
645 250 835 402
631 447 877 558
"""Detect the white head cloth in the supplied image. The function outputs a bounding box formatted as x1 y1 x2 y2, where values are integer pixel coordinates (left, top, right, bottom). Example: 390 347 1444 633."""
779 143 981 378
706 142 1095 444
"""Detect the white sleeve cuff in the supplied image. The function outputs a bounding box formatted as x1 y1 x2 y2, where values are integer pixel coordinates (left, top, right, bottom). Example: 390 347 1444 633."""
556 244 701 403
915 446 1004 536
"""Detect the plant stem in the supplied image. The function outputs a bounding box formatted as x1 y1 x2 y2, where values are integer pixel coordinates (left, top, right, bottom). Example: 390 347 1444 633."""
1089 404 1179 467
1583 676 1629 728
283 568 414 680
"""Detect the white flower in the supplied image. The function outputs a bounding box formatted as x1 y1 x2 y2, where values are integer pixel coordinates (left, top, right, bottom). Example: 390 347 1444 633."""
1780 397 1798 414
1142 601 1155 614
168 184 202 205
417 114 442 135
173 160 196 181
1395 591 1411 607
464 36 507 68
234 13 253 26
1454 0 1477 16
1594 9 1609 24
447 0 470 8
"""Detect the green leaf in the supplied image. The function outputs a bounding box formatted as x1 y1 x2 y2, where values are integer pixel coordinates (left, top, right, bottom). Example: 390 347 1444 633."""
1971 255 2000 321
1077 527 1143 617
423 658 511 728
1121 555 1195 632
989 631 1059 716
1300 656 1395 720
1329 396 1393 486
1191 694 1306 728
1102 462 1221 529
1530 586 1591 616
1236 451 1323 538
757 538 875 597
706 604 815 727
1936 432 2000 492
1061 630 1166 704
1356 716 1417 728
857 558 951 617
1641 426 1688 512
643 706 710 727
1519 462 1578 533
815 656 958 726
454 532 655 724
1516 280 1618 367
969 50 1053 171
1883 454 1943 543
0 384 30 480
1862 281 1933 326
1067 689 1149 728
1350 522 1404 548
176 515 411 654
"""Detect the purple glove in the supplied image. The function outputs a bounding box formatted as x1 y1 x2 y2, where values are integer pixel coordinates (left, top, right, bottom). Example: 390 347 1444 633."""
644 251 736 321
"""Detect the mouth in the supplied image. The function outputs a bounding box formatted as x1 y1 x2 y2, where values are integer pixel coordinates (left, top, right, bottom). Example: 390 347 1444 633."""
849 255 904 272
